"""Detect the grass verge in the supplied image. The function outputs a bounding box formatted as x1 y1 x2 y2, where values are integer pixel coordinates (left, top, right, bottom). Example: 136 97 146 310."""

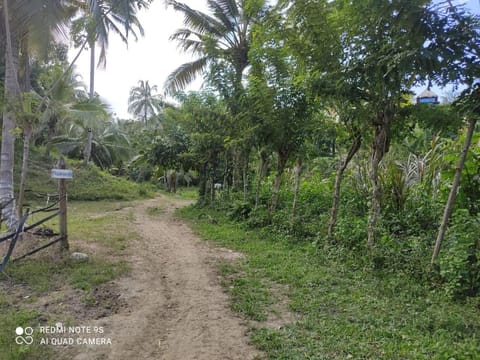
178 205 480 360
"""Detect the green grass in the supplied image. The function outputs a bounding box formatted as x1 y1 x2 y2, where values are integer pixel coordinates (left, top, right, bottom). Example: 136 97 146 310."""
0 295 53 360
3 258 128 293
0 198 137 359
178 205 480 359
171 187 199 200
16 151 154 202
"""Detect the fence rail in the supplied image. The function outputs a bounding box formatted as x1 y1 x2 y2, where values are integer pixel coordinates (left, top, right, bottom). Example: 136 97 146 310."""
0 195 67 272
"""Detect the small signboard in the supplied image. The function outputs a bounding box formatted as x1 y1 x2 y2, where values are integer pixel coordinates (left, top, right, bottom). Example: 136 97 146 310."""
51 169 73 179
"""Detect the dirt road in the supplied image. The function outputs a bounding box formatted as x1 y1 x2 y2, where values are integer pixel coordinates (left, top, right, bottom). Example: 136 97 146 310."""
75 195 261 360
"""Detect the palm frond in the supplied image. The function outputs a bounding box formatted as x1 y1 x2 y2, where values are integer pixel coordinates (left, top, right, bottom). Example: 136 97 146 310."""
166 0 226 36
170 30 205 55
207 0 238 34
164 56 208 95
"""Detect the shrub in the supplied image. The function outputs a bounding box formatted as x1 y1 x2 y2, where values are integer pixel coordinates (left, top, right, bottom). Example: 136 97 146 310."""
228 200 252 221
246 205 270 229
438 210 480 299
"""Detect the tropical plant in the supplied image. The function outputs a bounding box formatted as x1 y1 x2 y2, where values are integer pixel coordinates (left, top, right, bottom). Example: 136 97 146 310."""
164 0 266 95
128 80 164 125
331 0 479 246
53 115 132 170
1 0 74 227
71 0 151 98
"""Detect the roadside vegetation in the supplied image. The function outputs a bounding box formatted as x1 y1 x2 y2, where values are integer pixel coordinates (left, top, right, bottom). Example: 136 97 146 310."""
180 204 480 359
1 0 480 359
1 154 145 359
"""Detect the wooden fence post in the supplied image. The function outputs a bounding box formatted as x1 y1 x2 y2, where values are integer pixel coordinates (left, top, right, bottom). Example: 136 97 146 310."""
58 157 69 252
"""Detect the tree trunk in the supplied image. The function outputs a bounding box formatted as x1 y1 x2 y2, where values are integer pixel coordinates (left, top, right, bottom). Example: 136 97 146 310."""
255 150 269 210
17 39 32 218
89 40 95 99
270 150 289 214
17 123 32 218
1 0 19 229
232 150 240 191
167 170 177 193
432 118 477 264
367 112 392 247
223 152 229 193
328 133 362 240
242 151 250 202
83 128 93 165
210 159 217 204
291 157 303 220
198 163 207 204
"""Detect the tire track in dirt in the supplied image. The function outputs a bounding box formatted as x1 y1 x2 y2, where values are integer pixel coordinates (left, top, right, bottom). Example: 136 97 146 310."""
75 195 261 360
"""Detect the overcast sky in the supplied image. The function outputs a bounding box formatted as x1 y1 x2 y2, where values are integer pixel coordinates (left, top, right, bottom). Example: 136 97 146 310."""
69 0 207 119
69 0 480 120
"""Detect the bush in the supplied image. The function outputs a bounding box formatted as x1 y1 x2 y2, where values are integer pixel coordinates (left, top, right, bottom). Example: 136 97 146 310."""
438 210 480 299
227 200 252 221
246 205 270 229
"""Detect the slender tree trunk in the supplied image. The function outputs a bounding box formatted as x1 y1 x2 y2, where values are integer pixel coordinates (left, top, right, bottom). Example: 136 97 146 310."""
367 113 392 247
198 163 207 204
270 150 289 214
242 151 250 202
17 125 32 217
432 118 477 264
223 152 229 193
83 41 96 164
45 118 56 157
17 39 32 218
328 133 362 240
255 150 269 210
231 151 238 191
89 40 95 99
210 164 216 204
291 157 303 220
1 0 19 229
83 128 93 165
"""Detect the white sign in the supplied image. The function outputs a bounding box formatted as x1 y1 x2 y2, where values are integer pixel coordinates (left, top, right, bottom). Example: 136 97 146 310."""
51 169 73 179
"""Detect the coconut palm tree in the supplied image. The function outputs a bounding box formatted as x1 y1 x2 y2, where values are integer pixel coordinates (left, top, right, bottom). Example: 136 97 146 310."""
72 0 151 98
164 0 266 95
53 115 132 170
70 0 150 164
1 0 73 227
128 80 164 125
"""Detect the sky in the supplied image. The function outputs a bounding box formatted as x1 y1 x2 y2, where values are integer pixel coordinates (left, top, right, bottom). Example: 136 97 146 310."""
69 0 207 119
69 0 480 120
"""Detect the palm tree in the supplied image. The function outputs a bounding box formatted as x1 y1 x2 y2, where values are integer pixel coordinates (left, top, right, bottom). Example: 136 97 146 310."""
70 0 150 164
164 0 266 95
53 116 132 170
128 80 164 125
72 0 151 98
1 0 73 227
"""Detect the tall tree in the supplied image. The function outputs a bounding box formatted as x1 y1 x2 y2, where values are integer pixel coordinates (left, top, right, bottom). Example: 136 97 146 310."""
1 0 72 227
128 80 164 125
165 0 268 193
432 84 480 264
71 0 150 164
336 0 480 246
164 0 266 96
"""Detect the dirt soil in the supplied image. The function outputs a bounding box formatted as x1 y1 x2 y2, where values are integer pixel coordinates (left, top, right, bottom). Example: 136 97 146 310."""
72 195 262 360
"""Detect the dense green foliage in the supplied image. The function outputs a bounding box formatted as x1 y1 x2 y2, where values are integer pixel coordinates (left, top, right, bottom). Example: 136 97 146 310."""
1 0 479 358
